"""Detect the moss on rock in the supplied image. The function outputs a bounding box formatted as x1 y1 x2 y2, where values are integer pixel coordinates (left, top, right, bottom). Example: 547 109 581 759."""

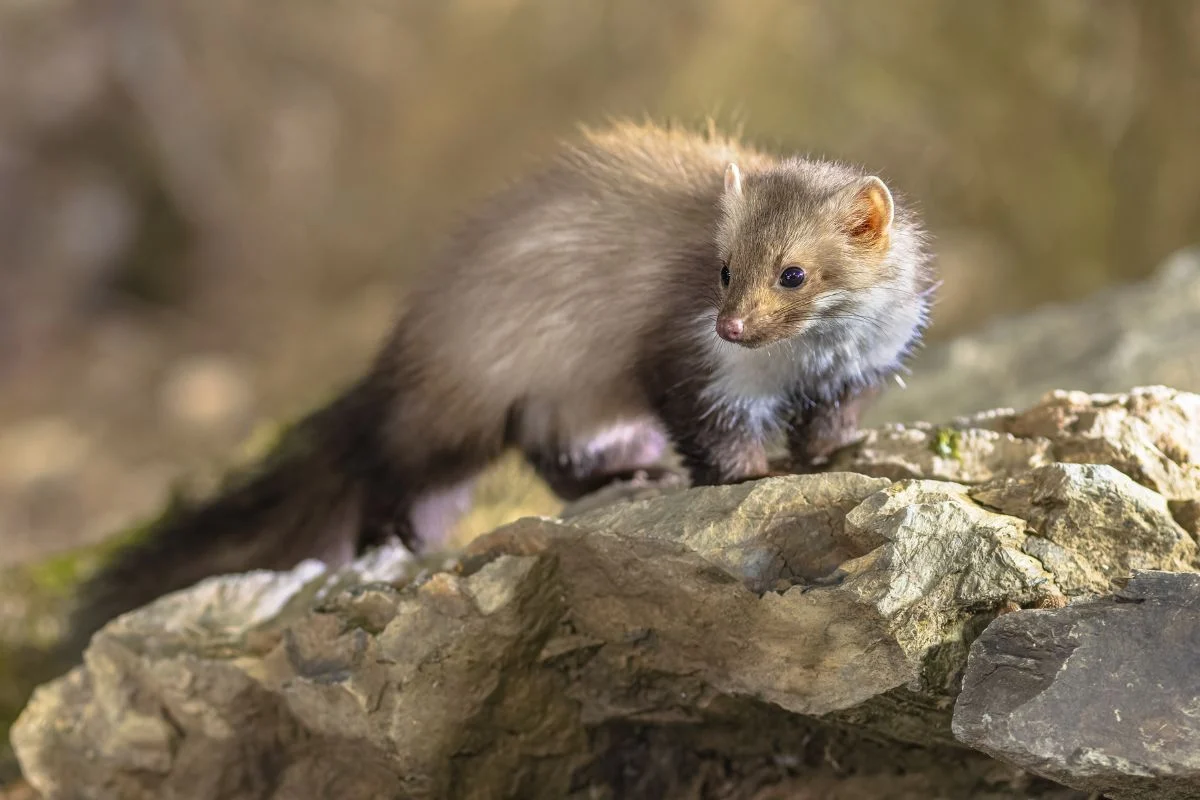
0 514 162 785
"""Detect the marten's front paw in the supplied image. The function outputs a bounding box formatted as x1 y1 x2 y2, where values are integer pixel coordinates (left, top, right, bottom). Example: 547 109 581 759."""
622 466 687 488
728 467 794 483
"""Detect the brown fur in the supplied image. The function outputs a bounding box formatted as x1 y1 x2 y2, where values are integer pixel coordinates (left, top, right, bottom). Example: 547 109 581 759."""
63 120 934 659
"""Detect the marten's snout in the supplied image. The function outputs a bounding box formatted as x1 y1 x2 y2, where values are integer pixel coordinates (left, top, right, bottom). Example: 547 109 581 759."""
716 316 745 342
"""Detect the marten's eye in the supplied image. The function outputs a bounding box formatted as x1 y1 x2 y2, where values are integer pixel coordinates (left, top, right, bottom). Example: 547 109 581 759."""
779 266 807 289
720 262 731 287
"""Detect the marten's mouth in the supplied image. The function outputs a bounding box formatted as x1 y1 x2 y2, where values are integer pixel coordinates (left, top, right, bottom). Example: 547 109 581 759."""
719 332 772 350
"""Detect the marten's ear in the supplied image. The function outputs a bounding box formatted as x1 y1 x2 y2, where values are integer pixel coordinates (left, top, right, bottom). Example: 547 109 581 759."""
724 163 743 197
842 176 893 244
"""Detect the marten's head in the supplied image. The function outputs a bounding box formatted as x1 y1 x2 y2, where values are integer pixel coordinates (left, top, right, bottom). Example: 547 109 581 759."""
712 160 923 350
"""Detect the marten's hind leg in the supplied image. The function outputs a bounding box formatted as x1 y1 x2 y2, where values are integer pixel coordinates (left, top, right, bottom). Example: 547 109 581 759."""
525 420 679 501
357 437 496 554
360 470 486 553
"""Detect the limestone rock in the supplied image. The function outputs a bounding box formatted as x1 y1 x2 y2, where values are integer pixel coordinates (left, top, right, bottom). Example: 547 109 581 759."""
829 423 1054 485
561 471 891 592
12 386 1200 799
1170 498 1200 538
13 472 1071 799
971 463 1197 594
0 531 145 785
13 547 580 800
837 385 1200 506
1004 386 1200 502
952 571 1200 800
836 481 1051 650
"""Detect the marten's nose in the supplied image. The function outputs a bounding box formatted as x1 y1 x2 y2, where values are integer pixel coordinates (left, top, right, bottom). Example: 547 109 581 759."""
716 316 744 342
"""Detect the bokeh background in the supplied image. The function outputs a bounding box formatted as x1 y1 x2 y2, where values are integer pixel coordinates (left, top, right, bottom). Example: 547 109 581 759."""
2 0 1199 568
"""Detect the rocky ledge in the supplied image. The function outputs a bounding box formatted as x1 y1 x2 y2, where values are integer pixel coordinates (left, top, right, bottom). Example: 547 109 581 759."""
11 386 1200 799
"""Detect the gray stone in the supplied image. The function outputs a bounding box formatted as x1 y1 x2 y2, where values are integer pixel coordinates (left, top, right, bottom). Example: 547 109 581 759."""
952 570 1200 800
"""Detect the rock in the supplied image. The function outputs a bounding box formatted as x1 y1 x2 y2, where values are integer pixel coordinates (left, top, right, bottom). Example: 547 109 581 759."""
838 480 1052 618
560 471 891 592
837 385 1200 506
867 247 1200 425
12 386 1200 799
952 571 1200 800
970 463 1197 594
828 422 1055 485
13 472 1071 799
1004 386 1200 502
1170 498 1200 538
0 526 151 786
556 469 689 519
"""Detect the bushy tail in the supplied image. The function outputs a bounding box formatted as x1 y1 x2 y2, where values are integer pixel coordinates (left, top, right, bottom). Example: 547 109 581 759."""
58 380 387 664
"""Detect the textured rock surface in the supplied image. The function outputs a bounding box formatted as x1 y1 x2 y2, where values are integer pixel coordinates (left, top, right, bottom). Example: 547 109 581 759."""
13 474 1064 800
835 384 1200 504
0 531 146 784
953 571 1200 800
867 247 1200 425
971 463 1197 595
11 386 1200 799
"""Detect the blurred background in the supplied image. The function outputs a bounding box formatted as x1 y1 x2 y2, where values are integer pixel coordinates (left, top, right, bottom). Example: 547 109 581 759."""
1 0 1198 568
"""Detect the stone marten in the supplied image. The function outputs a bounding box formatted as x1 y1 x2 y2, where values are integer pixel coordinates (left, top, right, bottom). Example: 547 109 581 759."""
63 120 935 656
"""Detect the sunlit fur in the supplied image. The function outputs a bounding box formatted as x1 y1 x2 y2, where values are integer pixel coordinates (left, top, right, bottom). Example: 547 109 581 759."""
65 119 936 658
699 159 933 436
380 122 932 469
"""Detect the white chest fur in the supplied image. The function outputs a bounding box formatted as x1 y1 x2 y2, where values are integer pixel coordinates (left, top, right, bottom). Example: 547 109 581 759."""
698 331 805 436
695 288 921 438
706 339 803 400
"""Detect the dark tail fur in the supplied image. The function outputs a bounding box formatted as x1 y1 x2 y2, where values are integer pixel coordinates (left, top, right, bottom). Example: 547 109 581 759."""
58 378 394 664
